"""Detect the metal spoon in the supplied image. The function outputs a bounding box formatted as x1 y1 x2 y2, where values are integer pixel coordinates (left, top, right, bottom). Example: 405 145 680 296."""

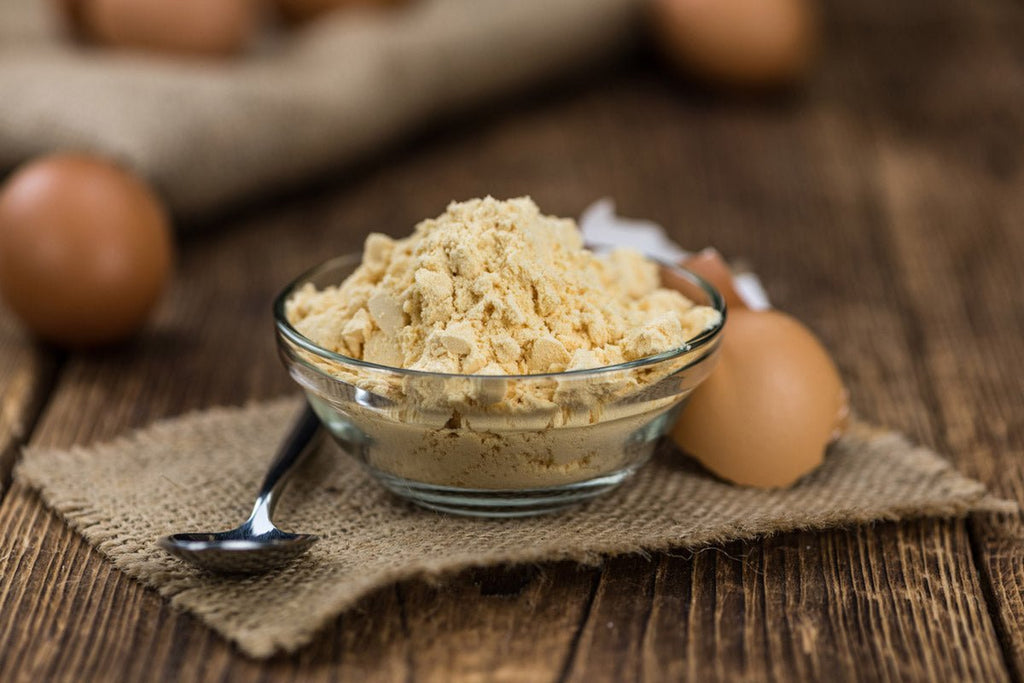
158 405 322 574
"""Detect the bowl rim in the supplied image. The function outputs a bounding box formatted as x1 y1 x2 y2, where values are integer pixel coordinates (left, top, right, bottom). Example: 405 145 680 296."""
273 252 727 381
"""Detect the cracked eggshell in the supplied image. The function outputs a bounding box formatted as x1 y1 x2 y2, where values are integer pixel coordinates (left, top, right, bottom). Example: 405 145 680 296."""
671 309 848 488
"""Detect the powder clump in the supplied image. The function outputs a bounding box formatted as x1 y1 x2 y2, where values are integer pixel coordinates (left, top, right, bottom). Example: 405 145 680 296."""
287 196 719 375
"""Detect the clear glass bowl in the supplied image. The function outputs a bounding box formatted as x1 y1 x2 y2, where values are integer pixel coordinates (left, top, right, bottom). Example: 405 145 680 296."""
274 254 726 517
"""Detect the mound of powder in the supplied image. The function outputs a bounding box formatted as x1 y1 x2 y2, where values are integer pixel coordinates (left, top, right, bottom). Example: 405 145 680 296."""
286 196 719 375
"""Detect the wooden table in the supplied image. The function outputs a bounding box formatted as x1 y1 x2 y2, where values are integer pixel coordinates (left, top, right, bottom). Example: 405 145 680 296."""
1 0 1022 679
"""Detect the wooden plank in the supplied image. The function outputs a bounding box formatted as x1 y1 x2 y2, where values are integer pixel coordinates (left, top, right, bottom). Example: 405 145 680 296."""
397 564 599 682
0 316 57 493
821 0 1024 674
873 108 1024 679
561 523 1006 682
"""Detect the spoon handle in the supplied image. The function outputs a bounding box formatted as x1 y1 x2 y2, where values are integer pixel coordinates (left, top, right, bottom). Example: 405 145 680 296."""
251 404 321 520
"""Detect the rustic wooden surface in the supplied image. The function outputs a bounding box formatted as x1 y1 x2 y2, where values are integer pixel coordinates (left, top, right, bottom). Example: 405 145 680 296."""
1 0 1022 680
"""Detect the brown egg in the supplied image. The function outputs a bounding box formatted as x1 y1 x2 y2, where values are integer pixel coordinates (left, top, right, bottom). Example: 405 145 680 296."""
77 0 256 56
273 0 409 24
0 153 174 348
649 0 818 89
671 309 848 487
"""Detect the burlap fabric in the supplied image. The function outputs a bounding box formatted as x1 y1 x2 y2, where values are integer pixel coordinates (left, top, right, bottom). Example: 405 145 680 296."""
0 0 638 216
14 397 1013 658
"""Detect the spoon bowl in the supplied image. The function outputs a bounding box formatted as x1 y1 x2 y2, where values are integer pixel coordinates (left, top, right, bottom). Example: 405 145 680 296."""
159 531 318 575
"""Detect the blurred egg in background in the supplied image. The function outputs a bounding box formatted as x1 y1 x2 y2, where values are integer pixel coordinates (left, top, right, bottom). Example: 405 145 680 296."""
273 0 409 24
60 0 257 56
649 0 819 89
0 154 174 348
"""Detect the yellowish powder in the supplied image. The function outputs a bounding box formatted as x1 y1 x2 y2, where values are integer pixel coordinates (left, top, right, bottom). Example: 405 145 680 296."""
286 196 719 375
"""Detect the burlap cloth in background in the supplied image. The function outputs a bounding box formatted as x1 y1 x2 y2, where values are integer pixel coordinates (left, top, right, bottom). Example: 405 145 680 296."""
14 398 1013 658
0 0 639 217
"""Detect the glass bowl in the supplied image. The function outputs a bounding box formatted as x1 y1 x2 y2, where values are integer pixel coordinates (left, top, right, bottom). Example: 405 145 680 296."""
274 254 726 517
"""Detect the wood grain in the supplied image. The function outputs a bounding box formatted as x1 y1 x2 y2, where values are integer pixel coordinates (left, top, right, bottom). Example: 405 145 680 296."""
825 0 1024 676
0 316 57 493
565 524 1005 682
875 116 1024 680
0 0 1021 678
398 564 598 682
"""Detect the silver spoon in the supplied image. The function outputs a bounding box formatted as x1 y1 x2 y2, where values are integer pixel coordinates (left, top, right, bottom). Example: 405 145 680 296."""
158 405 322 574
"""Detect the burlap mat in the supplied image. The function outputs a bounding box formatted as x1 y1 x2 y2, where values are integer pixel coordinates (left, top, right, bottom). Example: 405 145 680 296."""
0 0 638 216
14 397 1013 658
